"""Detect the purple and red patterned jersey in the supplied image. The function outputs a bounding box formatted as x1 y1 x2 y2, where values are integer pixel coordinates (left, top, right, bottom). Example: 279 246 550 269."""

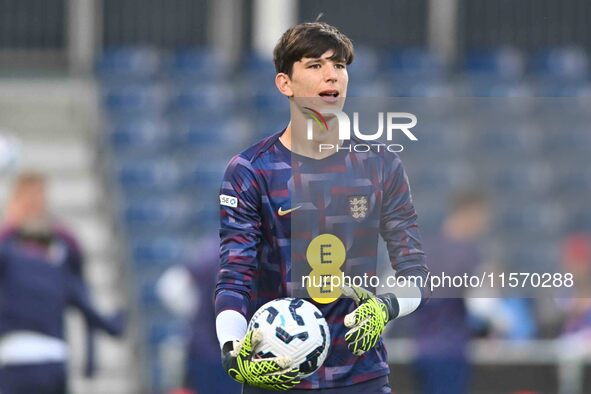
215 130 428 389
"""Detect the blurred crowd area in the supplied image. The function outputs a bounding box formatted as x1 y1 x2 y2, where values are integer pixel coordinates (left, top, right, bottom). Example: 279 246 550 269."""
1 0 591 393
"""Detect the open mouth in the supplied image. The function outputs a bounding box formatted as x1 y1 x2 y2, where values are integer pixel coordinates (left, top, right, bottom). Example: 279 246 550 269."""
318 90 340 103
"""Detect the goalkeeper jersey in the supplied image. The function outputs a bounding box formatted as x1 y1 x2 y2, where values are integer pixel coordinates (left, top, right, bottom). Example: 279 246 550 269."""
215 130 429 389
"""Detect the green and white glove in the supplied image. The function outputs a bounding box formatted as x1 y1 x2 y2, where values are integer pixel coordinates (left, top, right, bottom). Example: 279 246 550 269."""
342 286 396 356
222 329 301 390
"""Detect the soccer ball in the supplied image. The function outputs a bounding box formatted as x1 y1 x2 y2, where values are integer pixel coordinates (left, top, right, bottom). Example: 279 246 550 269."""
248 298 330 378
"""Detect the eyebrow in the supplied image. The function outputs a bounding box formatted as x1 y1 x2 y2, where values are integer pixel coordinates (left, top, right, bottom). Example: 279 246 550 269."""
303 58 324 65
303 57 345 65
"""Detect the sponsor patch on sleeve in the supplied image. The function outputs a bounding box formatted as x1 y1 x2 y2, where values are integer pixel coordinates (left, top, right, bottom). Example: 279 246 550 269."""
220 194 238 208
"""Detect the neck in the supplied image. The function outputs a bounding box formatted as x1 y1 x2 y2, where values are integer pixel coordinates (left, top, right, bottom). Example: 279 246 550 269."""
279 102 340 159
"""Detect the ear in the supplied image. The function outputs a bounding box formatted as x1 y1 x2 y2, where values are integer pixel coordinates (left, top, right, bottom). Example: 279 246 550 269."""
275 73 293 97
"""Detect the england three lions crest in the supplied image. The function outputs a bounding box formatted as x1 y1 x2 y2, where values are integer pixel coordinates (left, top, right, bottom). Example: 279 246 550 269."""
348 195 368 221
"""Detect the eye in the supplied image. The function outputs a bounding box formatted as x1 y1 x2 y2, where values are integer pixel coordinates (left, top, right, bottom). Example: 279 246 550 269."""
335 63 346 69
308 64 321 69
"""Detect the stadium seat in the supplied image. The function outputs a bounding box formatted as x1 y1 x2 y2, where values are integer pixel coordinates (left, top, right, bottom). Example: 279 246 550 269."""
97 47 163 81
389 81 455 97
168 83 235 116
250 84 287 112
486 161 553 195
532 80 591 97
171 118 245 149
243 52 277 80
463 47 525 82
383 48 445 82
131 236 187 266
474 122 541 156
542 126 591 156
406 161 475 194
102 84 170 116
107 118 171 155
116 158 182 192
552 164 591 194
188 204 219 229
494 203 566 236
499 238 559 271
182 161 226 190
461 81 533 97
166 48 229 81
122 197 192 231
530 46 589 81
565 205 591 232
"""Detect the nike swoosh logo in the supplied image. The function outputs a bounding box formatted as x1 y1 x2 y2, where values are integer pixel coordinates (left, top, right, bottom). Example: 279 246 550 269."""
278 205 302 216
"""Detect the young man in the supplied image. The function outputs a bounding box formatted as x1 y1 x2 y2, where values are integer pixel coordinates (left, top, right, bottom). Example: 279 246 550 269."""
0 172 126 394
215 22 429 393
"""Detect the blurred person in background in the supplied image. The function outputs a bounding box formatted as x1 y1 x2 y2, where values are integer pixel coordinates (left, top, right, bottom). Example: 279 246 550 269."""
559 233 591 339
156 237 240 394
409 190 490 394
2 172 83 276
0 171 126 394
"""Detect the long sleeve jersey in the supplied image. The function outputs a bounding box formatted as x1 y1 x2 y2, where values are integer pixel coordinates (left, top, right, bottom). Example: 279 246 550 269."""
0 228 124 370
215 131 429 389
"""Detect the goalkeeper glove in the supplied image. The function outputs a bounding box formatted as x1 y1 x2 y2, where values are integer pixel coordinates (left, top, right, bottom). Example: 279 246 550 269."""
222 329 301 390
342 286 399 356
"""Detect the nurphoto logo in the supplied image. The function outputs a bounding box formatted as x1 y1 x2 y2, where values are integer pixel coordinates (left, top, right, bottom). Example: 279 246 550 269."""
304 107 418 153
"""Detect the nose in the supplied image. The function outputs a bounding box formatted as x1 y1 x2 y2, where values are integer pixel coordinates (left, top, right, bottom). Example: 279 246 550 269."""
323 64 338 82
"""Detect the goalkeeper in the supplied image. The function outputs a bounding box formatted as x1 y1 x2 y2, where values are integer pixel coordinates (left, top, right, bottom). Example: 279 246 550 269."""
215 21 430 393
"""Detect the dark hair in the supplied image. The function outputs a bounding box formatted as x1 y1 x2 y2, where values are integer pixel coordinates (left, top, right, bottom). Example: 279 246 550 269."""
273 22 354 77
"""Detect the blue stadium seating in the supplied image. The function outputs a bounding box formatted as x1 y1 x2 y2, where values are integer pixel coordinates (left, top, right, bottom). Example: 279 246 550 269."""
182 161 226 190
474 122 541 156
108 117 171 155
494 203 566 237
530 47 589 81
168 83 235 116
542 126 591 155
250 84 287 112
97 47 163 81
243 53 277 80
500 241 559 272
486 162 553 195
167 48 229 81
116 158 181 192
565 206 591 232
130 236 187 267
102 83 169 116
552 164 591 194
464 47 525 82
171 118 242 149
406 161 475 194
462 81 533 97
122 197 192 231
383 48 444 81
98 44 591 393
